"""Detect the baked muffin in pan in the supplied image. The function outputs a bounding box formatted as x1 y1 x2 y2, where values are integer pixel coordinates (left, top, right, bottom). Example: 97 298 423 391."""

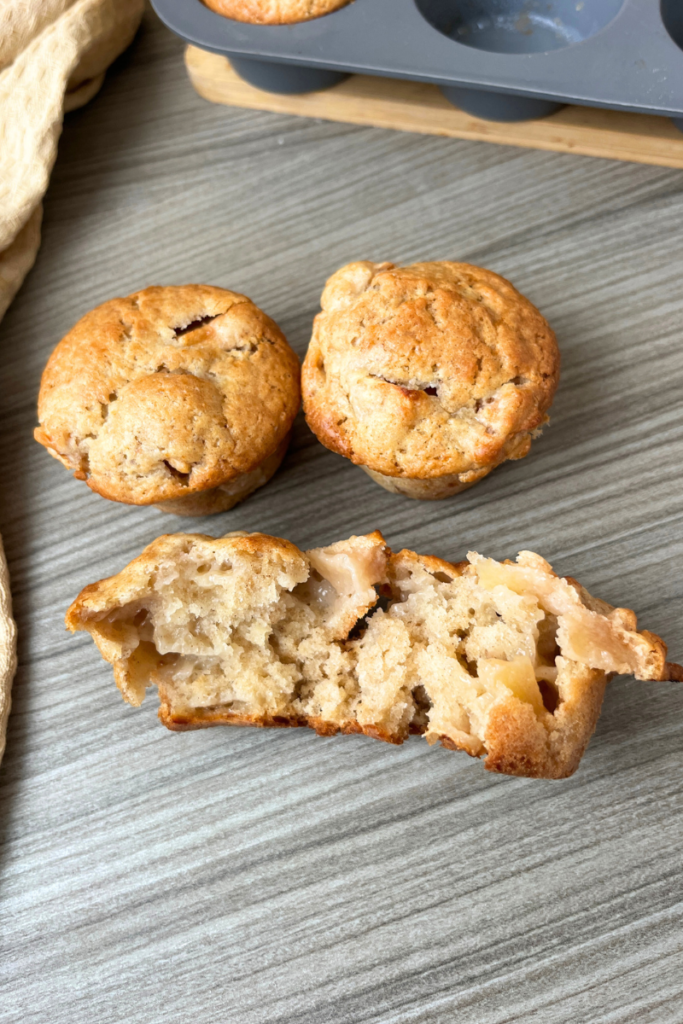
203 0 352 24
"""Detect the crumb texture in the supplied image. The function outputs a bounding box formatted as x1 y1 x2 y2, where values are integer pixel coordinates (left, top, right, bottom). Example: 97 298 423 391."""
67 531 679 779
302 261 560 487
202 0 352 24
35 285 300 507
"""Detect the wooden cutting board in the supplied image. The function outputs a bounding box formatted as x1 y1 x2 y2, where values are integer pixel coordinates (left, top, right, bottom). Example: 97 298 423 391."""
185 44 683 169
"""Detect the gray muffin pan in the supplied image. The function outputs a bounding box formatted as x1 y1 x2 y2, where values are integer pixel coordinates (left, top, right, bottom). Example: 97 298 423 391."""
153 0 683 125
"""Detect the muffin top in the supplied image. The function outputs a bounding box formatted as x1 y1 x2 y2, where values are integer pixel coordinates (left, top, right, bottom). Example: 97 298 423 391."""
35 284 300 505
302 261 560 481
203 0 351 24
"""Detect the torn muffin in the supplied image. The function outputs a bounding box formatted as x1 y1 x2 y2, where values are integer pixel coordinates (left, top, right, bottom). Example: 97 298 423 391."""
35 285 300 515
302 261 560 499
66 531 680 779
202 0 353 25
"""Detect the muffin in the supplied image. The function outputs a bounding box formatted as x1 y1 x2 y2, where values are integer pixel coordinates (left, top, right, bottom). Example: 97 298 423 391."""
302 261 560 499
203 0 352 25
35 285 300 515
67 528 681 779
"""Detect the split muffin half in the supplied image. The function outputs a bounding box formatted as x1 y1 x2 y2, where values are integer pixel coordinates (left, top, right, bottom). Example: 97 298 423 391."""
66 531 680 778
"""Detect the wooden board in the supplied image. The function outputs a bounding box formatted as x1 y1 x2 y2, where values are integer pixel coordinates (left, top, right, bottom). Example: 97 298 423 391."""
2 8 683 1023
186 44 683 170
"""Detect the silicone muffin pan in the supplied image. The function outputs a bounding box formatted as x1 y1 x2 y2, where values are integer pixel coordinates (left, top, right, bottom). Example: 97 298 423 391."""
153 0 683 125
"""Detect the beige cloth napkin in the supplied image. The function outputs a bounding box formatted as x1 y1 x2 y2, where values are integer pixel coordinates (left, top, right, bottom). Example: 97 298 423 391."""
0 0 145 761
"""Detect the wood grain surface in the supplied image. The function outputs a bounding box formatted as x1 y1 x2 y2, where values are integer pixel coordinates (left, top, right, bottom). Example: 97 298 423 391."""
1 8 683 1023
185 46 683 171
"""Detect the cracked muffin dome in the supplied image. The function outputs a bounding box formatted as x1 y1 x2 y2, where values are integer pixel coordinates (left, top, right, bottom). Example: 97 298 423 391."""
202 0 352 24
302 261 560 499
66 529 681 779
35 285 301 516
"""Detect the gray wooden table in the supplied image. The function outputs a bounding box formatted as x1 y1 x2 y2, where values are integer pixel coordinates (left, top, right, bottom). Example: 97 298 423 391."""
2 9 683 1022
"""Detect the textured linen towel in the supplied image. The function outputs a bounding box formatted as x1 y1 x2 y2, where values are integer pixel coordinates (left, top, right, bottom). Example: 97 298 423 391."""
0 0 145 761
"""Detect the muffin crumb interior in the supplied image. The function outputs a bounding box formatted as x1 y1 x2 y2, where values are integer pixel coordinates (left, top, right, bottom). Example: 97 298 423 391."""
67 532 677 777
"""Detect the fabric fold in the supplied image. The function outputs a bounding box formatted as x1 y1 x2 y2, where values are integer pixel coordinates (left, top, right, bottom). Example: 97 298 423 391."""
0 0 145 761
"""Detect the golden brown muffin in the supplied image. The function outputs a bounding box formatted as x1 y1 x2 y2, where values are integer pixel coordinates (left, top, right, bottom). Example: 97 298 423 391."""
203 0 352 24
302 261 560 499
35 285 300 516
66 530 681 779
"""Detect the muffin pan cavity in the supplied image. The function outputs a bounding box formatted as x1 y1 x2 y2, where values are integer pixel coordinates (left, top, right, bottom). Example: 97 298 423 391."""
661 0 683 51
153 0 683 124
229 56 347 93
415 0 625 54
437 86 563 121
661 0 683 130
416 0 626 120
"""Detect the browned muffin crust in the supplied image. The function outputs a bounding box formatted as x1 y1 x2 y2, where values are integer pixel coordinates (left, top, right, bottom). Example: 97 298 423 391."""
302 261 560 497
35 285 300 514
66 531 680 779
203 0 351 24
